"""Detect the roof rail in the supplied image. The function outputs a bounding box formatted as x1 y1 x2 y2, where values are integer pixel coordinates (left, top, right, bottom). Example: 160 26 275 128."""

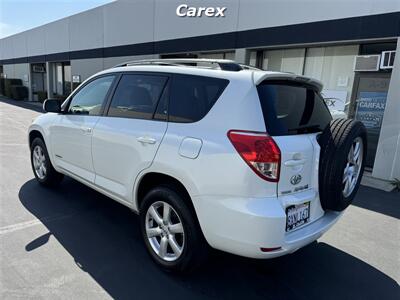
238 64 261 71
113 58 245 71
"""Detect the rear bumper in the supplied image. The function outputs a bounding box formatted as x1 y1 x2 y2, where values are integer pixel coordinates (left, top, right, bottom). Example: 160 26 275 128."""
267 210 341 258
192 193 342 259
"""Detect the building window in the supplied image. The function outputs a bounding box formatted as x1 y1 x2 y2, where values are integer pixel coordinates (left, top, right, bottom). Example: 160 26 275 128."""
197 51 235 60
53 61 71 97
304 45 359 110
262 48 305 74
249 51 258 67
258 45 359 113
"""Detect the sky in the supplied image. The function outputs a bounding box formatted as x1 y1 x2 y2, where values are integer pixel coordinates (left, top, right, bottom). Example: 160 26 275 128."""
0 0 114 39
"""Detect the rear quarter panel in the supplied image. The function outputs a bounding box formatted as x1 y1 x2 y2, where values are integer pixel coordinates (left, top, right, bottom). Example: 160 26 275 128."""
136 76 277 211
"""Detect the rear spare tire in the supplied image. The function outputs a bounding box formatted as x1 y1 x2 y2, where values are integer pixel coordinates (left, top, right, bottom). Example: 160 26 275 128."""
318 118 367 211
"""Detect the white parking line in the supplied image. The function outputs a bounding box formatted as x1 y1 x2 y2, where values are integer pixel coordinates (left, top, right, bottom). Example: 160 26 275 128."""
0 143 27 146
0 212 79 235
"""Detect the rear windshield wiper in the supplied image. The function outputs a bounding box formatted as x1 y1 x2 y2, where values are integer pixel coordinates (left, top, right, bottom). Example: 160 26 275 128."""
288 125 322 133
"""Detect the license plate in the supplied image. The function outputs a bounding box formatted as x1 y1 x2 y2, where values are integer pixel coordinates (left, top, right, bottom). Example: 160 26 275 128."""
286 202 310 232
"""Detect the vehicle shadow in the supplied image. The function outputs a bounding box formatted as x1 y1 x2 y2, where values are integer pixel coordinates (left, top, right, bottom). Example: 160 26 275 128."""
19 178 400 300
0 97 44 113
352 185 400 219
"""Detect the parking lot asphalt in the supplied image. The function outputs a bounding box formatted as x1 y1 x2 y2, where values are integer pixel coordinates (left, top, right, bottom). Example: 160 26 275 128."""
0 98 399 300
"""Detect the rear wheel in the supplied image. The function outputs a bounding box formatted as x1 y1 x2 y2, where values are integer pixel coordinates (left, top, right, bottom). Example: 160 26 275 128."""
139 185 208 273
30 137 63 186
318 119 367 211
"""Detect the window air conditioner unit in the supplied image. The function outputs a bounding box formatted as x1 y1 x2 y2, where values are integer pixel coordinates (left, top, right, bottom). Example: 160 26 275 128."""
380 51 396 69
354 55 380 71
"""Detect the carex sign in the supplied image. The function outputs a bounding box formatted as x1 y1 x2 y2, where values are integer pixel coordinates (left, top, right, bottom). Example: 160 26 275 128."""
176 4 227 17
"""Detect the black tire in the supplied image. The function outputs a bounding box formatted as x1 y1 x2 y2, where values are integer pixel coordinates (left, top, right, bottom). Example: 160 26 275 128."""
139 185 209 273
30 137 64 186
318 118 367 211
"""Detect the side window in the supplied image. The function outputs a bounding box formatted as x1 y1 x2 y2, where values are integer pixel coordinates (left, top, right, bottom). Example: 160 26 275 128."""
107 74 168 120
153 82 169 121
169 74 229 123
68 75 115 115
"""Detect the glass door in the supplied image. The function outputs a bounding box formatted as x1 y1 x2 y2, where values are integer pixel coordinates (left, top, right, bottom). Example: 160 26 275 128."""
351 73 391 168
52 61 71 98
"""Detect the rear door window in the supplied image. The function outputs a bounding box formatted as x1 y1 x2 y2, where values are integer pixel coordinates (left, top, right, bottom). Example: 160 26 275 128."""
107 74 168 120
257 81 332 135
169 74 229 123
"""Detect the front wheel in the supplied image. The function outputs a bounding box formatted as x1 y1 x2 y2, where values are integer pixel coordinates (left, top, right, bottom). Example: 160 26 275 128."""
30 137 63 186
139 186 208 273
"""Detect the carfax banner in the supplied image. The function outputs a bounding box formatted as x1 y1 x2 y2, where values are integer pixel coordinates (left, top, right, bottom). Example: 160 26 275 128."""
355 91 387 129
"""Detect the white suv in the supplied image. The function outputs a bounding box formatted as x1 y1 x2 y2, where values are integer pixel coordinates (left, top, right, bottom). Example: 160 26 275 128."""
28 59 367 272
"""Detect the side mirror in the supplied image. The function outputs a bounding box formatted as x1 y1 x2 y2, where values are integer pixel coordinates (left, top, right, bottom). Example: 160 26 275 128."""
43 99 61 113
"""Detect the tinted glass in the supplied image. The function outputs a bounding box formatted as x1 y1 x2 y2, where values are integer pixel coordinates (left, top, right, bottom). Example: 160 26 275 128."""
108 74 168 120
169 74 229 123
257 81 332 135
153 82 169 121
68 76 114 115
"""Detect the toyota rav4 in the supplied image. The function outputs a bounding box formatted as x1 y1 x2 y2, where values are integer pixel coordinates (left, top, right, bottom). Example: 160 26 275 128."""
28 59 367 272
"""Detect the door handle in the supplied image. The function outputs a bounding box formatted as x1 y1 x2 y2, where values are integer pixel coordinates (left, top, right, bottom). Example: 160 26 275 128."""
81 127 92 134
284 159 307 167
137 136 157 144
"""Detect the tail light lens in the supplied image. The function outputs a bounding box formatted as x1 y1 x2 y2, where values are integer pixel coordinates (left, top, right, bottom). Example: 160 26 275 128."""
227 130 281 182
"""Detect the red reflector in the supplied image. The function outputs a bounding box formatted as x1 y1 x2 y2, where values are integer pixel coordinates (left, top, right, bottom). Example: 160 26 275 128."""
260 247 282 252
227 130 281 182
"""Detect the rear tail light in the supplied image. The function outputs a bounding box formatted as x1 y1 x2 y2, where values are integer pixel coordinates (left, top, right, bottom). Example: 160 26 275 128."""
227 130 281 182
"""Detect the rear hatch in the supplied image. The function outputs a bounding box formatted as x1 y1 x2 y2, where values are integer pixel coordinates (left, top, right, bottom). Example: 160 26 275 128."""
256 80 332 230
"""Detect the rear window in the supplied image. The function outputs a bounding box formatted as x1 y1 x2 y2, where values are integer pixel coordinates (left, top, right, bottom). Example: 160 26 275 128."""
169 74 229 123
257 81 332 135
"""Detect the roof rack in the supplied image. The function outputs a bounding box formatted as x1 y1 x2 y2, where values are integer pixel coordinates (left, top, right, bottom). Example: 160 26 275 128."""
113 58 246 72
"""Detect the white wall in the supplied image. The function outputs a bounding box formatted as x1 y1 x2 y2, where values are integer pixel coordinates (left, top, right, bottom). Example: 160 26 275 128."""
45 19 69 54
26 27 46 57
103 0 155 47
373 38 400 181
69 7 104 51
103 54 159 69
12 33 28 58
237 0 400 31
1 0 399 60
1 36 14 60
154 0 239 41
70 58 104 82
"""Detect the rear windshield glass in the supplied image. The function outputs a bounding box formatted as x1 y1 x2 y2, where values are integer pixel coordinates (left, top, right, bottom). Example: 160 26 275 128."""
257 81 332 135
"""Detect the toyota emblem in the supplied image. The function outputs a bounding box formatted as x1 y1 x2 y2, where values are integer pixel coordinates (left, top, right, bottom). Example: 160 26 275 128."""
290 174 302 185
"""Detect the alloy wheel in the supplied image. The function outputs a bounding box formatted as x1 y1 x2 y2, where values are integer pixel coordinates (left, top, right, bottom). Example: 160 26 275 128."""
145 201 185 262
32 145 47 180
342 137 363 197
